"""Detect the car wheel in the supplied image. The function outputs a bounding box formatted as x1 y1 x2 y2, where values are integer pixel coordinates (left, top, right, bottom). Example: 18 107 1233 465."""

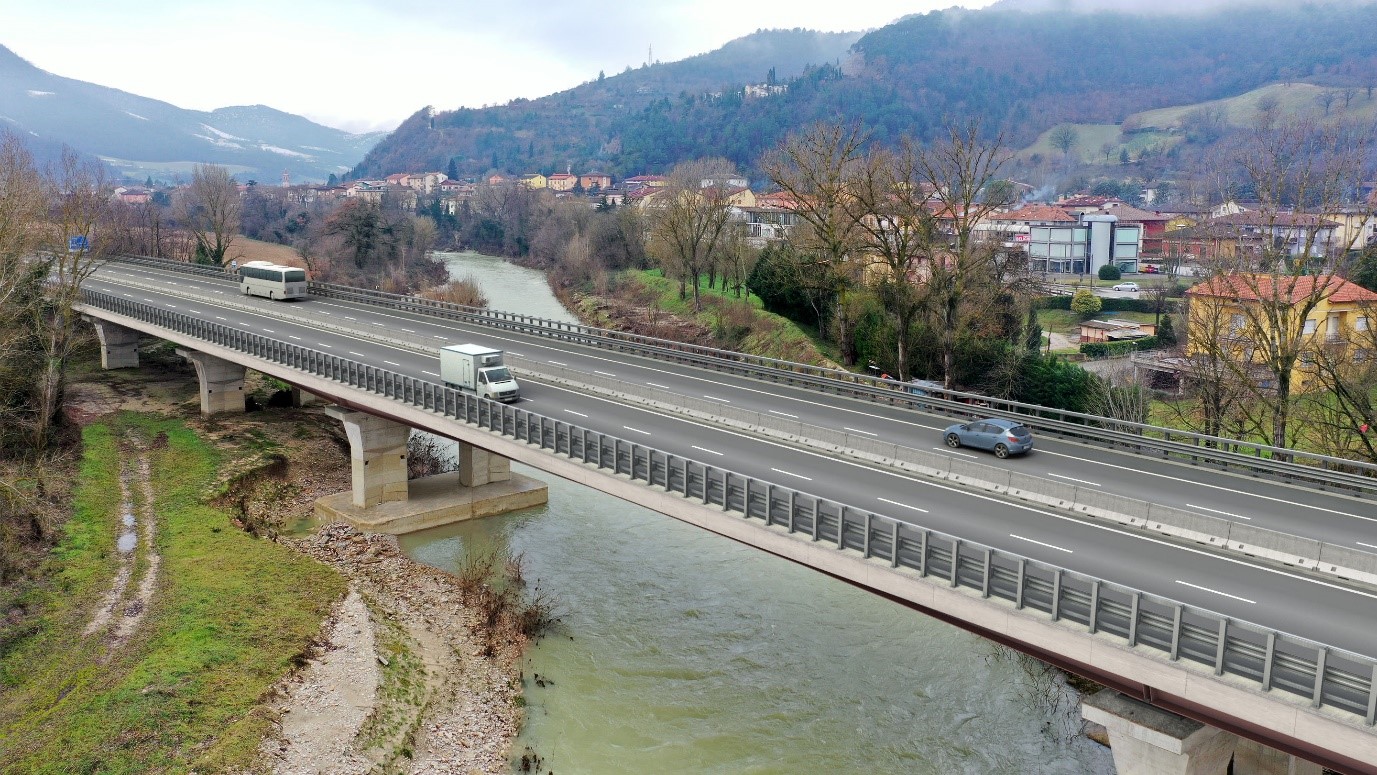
945 433 961 449
994 443 1010 459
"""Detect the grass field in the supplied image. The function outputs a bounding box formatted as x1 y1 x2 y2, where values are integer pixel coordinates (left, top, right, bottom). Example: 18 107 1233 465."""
1128 82 1377 131
0 414 345 774
1018 123 1178 165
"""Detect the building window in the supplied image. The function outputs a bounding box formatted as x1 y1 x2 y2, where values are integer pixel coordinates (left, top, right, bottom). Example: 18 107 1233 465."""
1303 318 1317 335
1356 348 1369 363
1357 316 1370 332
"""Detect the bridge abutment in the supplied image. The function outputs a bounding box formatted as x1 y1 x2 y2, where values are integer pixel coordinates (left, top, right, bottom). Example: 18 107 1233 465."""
316 408 546 533
176 348 246 416
1082 691 1321 775
85 318 140 369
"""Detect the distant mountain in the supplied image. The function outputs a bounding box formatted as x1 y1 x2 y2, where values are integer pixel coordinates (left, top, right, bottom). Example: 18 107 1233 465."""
0 44 384 183
357 5 1377 182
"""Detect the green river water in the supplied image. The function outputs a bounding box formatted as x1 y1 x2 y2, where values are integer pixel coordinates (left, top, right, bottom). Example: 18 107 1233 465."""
395 252 1114 774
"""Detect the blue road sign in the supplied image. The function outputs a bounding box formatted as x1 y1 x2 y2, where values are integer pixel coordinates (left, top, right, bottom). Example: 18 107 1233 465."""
68 235 89 253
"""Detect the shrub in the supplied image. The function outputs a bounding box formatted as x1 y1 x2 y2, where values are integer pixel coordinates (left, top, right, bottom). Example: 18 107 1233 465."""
1098 264 1121 281
1079 336 1160 357
1070 288 1102 318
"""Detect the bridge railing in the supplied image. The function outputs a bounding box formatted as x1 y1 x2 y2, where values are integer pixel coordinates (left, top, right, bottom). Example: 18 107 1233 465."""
77 285 1377 727
104 254 1377 498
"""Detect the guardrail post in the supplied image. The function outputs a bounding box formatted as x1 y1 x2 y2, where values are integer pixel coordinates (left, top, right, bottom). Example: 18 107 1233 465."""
1127 592 1140 646
1015 559 1026 609
890 521 900 568
1367 663 1377 726
1051 570 1062 620
837 506 846 549
950 539 962 587
918 530 928 577
811 498 821 541
767 484 776 526
788 491 797 533
1170 605 1183 661
1088 580 1100 633
721 471 731 511
863 513 872 558
981 548 991 598
664 454 674 491
740 474 747 514
1214 618 1228 675
1262 632 1276 691
1312 647 1328 708
681 458 689 496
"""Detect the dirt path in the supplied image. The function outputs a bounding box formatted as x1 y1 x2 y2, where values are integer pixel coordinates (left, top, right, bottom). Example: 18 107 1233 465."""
81 432 162 661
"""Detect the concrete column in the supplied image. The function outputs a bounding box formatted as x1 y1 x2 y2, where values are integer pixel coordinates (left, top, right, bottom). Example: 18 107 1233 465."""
457 440 512 487
1232 738 1322 775
1081 690 1236 775
85 318 139 369
325 407 410 508
290 387 325 407
176 348 246 416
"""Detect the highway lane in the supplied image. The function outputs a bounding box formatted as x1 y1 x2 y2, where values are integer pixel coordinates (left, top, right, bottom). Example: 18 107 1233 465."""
83 268 1377 659
96 263 1377 555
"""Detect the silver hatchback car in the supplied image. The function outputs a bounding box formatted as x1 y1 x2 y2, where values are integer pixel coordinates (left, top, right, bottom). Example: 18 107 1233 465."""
943 417 1034 458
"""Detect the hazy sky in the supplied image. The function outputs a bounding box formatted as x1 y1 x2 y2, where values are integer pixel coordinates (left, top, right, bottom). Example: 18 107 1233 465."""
0 1 997 134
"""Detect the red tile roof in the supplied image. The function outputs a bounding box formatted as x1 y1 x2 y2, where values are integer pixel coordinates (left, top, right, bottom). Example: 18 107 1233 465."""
1186 274 1377 304
991 204 1075 223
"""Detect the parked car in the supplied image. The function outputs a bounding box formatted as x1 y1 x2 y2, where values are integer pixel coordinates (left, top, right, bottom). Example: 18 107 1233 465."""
1112 282 1139 292
1141 264 1160 274
943 418 1034 458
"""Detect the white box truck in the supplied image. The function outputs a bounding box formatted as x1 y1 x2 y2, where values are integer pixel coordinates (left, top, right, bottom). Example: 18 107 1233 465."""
439 344 521 402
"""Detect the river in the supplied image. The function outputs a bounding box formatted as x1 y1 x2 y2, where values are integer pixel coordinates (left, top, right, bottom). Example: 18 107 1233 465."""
402 251 1114 774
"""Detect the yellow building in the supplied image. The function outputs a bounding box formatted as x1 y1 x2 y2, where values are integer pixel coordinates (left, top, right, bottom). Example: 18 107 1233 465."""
1185 273 1377 390
519 173 548 189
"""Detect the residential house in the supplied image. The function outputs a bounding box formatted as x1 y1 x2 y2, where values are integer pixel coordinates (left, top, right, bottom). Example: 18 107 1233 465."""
519 173 548 189
1185 273 1377 390
548 173 577 192
622 175 667 193
579 172 613 190
738 205 798 246
1096 203 1171 256
1056 195 1129 214
596 187 625 208
985 204 1141 274
1317 208 1377 254
487 173 510 186
1166 212 1342 265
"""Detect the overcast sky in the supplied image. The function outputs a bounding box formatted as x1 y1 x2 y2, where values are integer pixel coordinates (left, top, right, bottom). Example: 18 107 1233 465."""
1 0 997 134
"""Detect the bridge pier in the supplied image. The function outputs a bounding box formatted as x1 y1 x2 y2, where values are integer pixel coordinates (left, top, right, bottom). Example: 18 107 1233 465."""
316 408 546 533
85 318 140 369
176 348 246 416
1082 691 1321 775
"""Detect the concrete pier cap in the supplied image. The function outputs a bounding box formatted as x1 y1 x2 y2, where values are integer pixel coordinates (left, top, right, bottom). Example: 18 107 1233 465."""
175 348 246 417
85 317 140 369
317 407 546 533
1082 690 1323 775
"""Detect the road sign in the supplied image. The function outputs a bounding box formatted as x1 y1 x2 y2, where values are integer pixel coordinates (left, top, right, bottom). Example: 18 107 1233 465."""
68 235 89 253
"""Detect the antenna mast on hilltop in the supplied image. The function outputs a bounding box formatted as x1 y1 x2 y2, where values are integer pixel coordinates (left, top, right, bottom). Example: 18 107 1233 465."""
648 44 653 66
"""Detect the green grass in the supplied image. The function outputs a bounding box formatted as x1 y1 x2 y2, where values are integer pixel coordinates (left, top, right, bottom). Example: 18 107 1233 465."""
0 413 346 774
1038 309 1160 336
1128 82 1377 131
1018 123 1178 165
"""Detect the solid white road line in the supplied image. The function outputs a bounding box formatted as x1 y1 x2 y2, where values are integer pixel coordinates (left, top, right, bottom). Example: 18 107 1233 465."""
647 382 671 389
692 445 724 456
1359 542 1377 550
878 497 928 513
595 371 617 377
422 370 439 377
263 328 275 333
623 426 651 435
318 343 332 348
550 360 568 366
770 410 799 418
289 335 301 340
383 360 399 366
1187 503 1252 521
564 409 588 418
1047 473 1101 487
844 427 878 436
1009 534 1073 553
704 395 731 403
1175 580 1256 604
349 352 366 358
771 467 811 481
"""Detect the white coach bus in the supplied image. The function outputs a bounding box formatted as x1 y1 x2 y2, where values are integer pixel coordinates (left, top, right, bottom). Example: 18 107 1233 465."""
239 261 308 300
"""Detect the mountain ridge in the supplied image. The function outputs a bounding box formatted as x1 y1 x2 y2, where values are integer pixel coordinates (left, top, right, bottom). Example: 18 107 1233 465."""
0 44 384 182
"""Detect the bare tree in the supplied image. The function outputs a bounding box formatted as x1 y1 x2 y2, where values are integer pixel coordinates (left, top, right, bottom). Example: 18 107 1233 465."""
178 164 240 266
911 121 1017 389
0 134 49 454
760 122 869 362
646 158 741 312
1049 125 1079 163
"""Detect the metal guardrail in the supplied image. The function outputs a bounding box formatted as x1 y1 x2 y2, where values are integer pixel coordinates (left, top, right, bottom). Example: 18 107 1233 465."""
75 285 1377 726
105 254 1377 497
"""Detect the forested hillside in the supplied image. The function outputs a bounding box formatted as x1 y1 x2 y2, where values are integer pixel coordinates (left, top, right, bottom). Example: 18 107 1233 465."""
357 3 1377 181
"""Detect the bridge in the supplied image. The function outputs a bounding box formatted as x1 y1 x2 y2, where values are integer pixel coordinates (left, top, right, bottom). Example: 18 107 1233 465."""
75 256 1377 774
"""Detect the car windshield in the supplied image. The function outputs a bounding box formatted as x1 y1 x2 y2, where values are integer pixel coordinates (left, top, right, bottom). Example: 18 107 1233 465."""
484 367 512 383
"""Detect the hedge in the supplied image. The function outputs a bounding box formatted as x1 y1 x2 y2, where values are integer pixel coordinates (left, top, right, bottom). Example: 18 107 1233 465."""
1079 336 1160 357
1037 295 1179 313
